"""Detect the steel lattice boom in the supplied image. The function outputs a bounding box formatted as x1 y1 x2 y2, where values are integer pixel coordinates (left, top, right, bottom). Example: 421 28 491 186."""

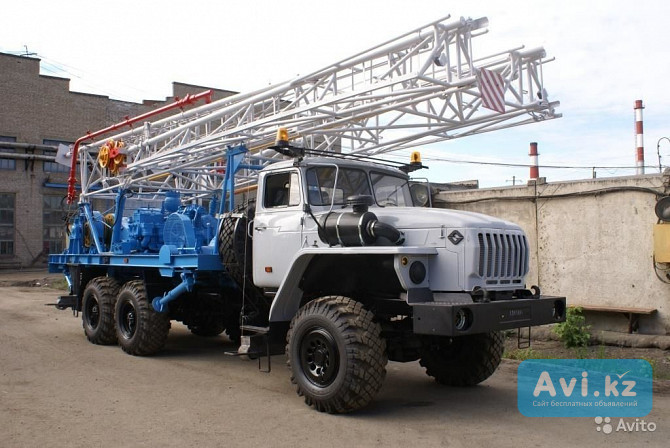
75 14 560 202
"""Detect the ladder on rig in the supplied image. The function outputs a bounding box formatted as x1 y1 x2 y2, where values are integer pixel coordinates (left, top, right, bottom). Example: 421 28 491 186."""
68 14 560 207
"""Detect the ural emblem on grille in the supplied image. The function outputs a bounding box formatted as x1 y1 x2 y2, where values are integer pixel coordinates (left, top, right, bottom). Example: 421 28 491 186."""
448 230 464 245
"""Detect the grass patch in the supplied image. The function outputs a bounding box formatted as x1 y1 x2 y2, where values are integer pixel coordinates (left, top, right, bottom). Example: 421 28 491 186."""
504 334 670 380
47 278 70 291
504 348 552 361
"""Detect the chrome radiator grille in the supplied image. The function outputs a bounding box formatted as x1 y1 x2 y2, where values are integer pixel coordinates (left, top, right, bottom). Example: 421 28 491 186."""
477 231 529 285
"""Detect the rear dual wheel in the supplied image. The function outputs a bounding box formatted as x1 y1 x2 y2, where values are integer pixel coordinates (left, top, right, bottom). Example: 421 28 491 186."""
82 277 120 345
115 280 170 356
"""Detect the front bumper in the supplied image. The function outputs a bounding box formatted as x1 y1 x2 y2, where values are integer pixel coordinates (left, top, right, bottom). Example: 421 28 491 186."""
412 295 566 336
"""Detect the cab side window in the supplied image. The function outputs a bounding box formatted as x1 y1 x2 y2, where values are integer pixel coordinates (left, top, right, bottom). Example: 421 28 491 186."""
264 172 301 208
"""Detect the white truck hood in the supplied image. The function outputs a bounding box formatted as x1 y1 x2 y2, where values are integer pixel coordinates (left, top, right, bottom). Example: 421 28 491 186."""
371 207 522 231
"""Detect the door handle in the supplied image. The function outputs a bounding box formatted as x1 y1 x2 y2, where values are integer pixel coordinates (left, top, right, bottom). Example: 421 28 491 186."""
254 226 267 231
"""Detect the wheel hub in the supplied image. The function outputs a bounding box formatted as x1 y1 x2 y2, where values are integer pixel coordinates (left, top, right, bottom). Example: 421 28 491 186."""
313 347 327 365
119 302 137 339
125 311 135 333
85 298 100 329
300 327 339 387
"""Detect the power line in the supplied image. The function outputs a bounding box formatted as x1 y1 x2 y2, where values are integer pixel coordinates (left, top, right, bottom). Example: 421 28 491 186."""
1 47 153 101
34 52 161 101
418 155 660 171
352 149 658 172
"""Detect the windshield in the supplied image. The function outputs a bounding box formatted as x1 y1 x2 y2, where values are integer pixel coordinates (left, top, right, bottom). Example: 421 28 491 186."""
306 166 371 205
370 171 414 207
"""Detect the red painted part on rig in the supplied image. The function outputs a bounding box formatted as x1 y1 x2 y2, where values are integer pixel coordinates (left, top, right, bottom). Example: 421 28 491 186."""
529 142 539 179
66 90 213 204
635 99 645 175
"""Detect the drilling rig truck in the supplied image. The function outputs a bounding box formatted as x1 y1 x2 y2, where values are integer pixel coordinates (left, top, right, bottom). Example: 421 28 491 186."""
49 15 566 413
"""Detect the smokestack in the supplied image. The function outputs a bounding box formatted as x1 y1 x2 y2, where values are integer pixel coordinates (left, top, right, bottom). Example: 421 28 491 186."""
529 142 539 179
635 100 645 175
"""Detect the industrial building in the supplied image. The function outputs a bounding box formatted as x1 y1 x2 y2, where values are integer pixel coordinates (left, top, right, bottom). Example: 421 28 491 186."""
0 51 234 267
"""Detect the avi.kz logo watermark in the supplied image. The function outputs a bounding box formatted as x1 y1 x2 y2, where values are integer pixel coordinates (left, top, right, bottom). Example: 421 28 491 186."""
595 416 657 434
517 359 652 417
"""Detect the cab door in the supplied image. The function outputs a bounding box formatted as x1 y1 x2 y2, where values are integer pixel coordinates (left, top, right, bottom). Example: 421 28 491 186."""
252 170 304 288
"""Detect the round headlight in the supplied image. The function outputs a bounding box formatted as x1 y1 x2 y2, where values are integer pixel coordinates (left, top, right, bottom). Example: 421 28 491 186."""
409 261 426 284
410 183 430 207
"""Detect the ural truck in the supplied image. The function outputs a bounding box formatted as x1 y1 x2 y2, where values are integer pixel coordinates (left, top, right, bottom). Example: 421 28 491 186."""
48 15 565 413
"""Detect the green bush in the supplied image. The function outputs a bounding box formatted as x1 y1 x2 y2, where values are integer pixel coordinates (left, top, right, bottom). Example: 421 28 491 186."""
553 307 591 348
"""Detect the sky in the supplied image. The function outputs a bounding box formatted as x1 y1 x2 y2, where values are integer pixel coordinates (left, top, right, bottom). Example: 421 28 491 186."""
2 0 670 187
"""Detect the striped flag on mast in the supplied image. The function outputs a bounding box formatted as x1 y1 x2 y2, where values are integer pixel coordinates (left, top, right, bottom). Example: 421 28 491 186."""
477 68 505 113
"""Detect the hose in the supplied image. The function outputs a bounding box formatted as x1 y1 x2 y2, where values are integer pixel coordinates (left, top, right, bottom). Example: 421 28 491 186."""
369 221 405 245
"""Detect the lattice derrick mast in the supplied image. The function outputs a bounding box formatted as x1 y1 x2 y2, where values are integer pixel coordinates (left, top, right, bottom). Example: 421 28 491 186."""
77 14 559 202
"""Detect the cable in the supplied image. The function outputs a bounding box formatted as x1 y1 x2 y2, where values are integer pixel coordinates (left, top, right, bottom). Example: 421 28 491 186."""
36 53 158 100
303 146 661 173
303 148 408 169
419 154 661 171
653 254 670 284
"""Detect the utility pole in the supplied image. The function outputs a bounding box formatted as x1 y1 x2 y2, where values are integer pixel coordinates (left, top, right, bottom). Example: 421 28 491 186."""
506 175 521 186
657 137 670 173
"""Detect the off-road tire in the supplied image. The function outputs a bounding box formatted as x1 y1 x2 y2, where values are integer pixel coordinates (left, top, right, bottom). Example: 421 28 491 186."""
218 213 253 288
286 296 387 413
188 318 240 344
218 212 269 327
81 276 120 345
419 331 503 386
115 280 170 356
187 321 226 337
184 291 242 344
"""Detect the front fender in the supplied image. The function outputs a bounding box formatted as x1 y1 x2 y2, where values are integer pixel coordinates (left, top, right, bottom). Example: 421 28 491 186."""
268 246 437 322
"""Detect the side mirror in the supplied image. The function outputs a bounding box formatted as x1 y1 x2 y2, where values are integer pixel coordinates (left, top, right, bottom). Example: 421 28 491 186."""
655 196 670 221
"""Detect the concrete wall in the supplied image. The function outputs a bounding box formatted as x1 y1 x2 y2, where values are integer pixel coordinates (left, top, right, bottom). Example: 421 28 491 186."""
435 173 670 335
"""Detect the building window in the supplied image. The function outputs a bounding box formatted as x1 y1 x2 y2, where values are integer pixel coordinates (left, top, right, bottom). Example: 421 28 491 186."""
0 193 15 255
43 195 65 254
0 136 17 170
43 139 71 173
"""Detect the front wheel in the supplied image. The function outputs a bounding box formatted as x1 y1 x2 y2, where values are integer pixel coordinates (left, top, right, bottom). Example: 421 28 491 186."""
115 280 170 356
419 331 503 386
286 296 387 413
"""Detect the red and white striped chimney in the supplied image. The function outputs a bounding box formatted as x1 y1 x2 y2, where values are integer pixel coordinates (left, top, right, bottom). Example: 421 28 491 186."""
529 142 539 179
635 100 645 175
